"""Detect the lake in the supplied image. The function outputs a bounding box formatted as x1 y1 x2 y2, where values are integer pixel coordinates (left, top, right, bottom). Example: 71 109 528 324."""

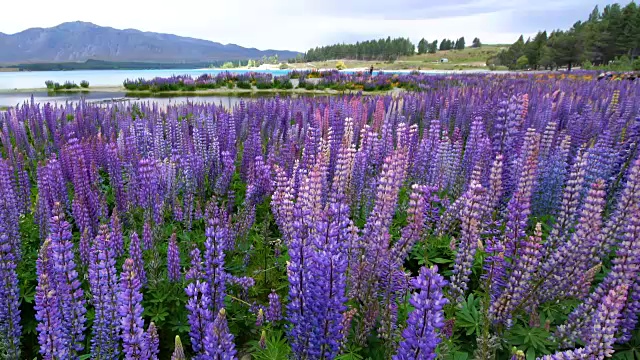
0 69 297 90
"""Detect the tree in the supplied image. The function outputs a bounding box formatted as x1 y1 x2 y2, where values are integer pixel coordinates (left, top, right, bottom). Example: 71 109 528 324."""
418 38 428 55
516 55 529 69
472 38 482 48
456 37 466 50
429 40 438 53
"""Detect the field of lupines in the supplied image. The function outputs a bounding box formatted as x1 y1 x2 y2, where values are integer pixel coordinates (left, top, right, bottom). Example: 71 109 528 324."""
0 73 639 360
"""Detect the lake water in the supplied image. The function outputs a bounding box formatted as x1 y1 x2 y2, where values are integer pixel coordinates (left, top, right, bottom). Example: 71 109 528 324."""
0 69 297 90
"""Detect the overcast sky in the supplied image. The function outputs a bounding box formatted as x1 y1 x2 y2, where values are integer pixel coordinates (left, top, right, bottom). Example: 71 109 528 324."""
0 0 631 52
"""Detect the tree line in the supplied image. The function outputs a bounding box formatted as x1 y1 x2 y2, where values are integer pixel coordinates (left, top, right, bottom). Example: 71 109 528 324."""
303 36 482 61
490 2 640 71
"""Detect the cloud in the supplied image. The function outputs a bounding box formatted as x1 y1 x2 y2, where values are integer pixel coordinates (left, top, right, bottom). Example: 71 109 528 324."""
0 0 633 52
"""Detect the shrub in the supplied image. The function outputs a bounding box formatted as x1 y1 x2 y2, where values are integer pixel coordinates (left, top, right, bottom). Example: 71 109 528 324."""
516 55 529 70
45 80 55 89
237 81 252 89
304 82 315 90
279 63 289 70
633 59 640 71
222 62 235 69
336 61 347 70
80 80 90 88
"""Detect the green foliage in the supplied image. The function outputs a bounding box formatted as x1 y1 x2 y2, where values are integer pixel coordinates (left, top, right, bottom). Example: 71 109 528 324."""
493 2 640 70
248 331 291 360
305 36 415 61
336 60 347 70
472 38 482 48
455 294 481 336
222 61 236 69
508 325 554 359
516 55 530 69
278 63 289 70
80 80 90 88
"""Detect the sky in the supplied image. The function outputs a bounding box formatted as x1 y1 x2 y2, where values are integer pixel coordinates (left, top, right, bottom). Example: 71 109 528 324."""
0 0 633 52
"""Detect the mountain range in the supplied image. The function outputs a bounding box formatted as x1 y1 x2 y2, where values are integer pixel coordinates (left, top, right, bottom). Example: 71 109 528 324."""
0 22 300 64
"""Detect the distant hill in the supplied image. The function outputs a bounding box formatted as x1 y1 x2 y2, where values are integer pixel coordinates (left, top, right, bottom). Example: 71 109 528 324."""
0 22 300 64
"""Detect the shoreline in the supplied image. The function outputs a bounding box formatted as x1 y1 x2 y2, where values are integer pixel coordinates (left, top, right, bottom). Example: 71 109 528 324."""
0 85 400 96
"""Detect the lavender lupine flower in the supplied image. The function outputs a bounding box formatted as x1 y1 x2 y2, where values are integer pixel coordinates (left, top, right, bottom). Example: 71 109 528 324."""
129 232 147 287
118 258 149 359
35 240 65 360
538 180 606 303
266 290 282 322
555 185 640 346
167 233 181 282
171 336 186 360
390 184 429 264
49 202 87 357
542 149 587 259
259 329 267 349
450 180 486 304
147 322 159 360
393 266 448 360
185 281 213 357
203 308 237 359
503 130 539 265
89 225 120 359
541 285 629 360
490 223 543 327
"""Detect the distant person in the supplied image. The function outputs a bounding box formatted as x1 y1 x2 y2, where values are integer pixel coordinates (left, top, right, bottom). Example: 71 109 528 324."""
369 65 374 75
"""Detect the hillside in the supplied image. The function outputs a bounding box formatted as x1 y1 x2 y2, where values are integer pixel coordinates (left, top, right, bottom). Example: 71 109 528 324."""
0 22 300 64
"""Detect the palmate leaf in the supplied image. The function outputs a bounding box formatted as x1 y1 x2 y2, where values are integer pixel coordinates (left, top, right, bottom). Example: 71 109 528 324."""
248 330 291 360
614 329 640 360
508 324 553 357
455 294 481 335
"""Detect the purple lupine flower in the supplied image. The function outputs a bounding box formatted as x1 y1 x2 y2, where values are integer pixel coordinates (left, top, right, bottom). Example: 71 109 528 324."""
186 244 204 281
393 266 448 360
167 233 181 282
490 223 543 327
143 221 153 250
129 232 147 287
49 202 87 357
185 280 213 357
111 209 124 257
89 224 120 359
266 290 282 322
171 336 186 360
256 308 265 327
35 240 65 360
79 228 91 266
147 322 160 360
203 308 237 359
450 180 486 304
204 201 230 313
0 212 21 358
118 258 149 359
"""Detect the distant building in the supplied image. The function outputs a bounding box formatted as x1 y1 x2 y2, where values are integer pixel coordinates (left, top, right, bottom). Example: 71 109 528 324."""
440 58 449 63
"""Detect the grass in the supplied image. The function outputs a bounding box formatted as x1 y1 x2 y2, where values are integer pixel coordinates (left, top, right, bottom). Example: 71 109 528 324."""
289 45 507 71
0 106 9 110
